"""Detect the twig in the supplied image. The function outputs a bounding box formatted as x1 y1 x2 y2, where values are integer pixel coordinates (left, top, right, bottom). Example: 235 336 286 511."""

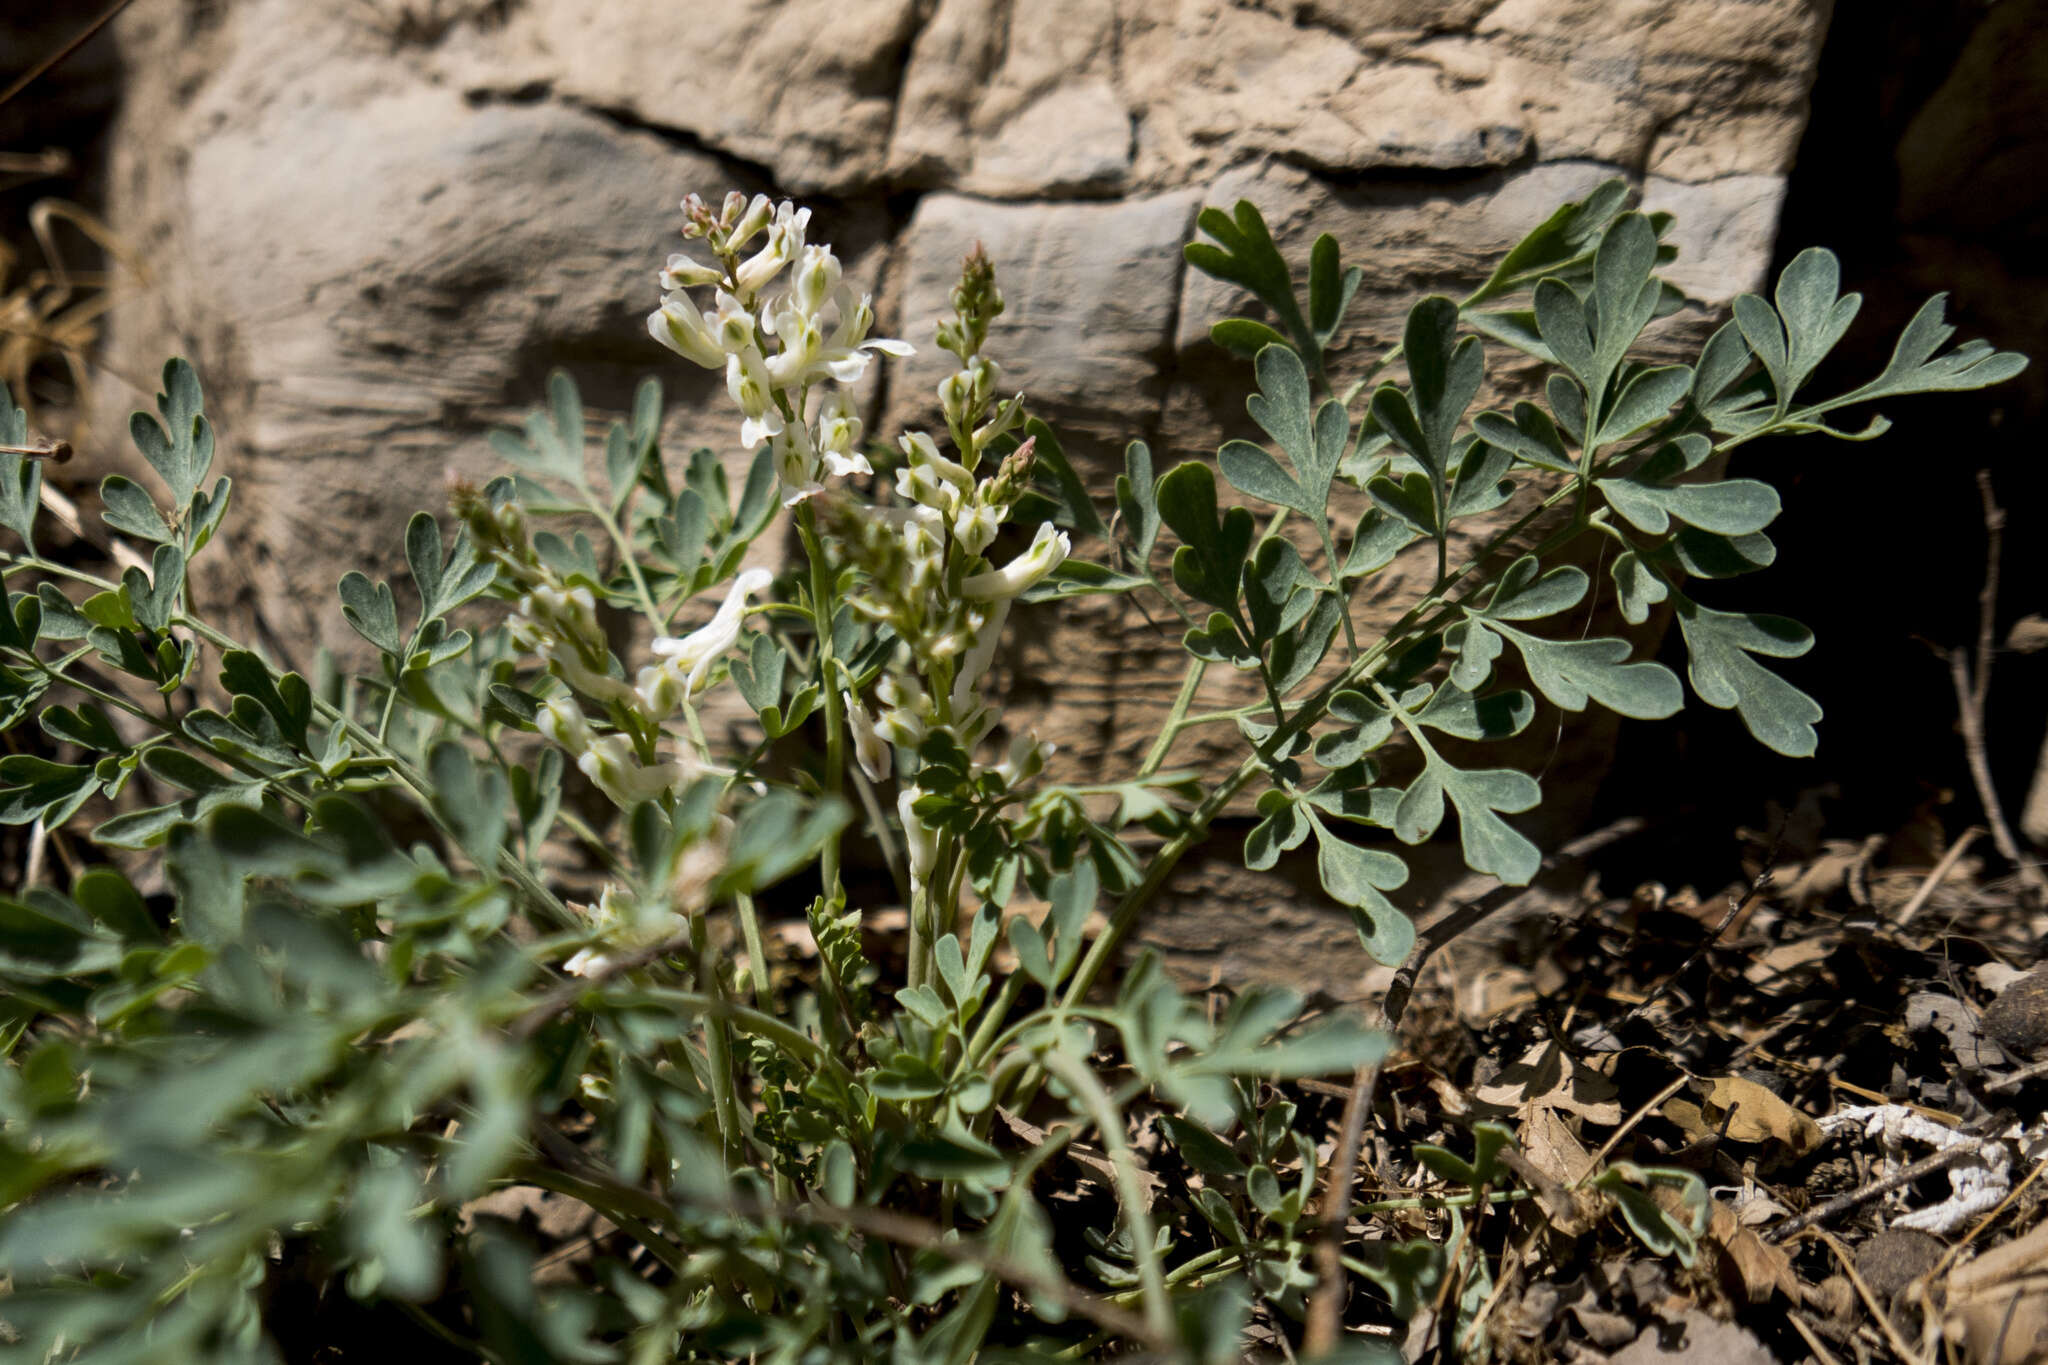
0 0 142 110
1984 1056 2048 1094
1302 816 1645 1354
1574 1073 1690 1186
1893 825 1982 927
1619 856 1774 1030
506 929 687 1041
1950 472 2048 908
1764 1135 1996 1244
0 440 70 462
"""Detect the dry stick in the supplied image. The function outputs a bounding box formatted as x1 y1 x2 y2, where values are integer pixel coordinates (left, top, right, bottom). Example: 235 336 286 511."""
1618 859 1773 1031
1893 825 1984 927
1952 471 2048 909
1984 1056 2048 1094
1301 816 1646 1355
0 0 143 110
1763 1135 1997 1245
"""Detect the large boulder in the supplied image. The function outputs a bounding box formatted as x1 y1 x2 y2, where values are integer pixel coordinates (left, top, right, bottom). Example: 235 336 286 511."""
91 0 1833 987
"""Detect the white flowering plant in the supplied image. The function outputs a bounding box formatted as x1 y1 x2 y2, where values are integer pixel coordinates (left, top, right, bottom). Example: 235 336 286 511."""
0 181 2025 1363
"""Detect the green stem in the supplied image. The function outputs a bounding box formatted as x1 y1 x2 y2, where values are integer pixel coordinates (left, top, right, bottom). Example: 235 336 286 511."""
733 892 773 1012
1038 1050 1172 1342
795 508 847 891
1137 658 1205 779
689 916 747 1161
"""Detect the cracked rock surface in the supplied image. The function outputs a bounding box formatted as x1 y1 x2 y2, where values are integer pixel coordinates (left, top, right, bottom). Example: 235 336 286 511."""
94 0 1832 987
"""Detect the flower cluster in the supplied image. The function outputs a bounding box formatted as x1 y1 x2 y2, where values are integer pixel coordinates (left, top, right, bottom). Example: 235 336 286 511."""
809 248 1066 884
647 191 910 502
455 481 769 810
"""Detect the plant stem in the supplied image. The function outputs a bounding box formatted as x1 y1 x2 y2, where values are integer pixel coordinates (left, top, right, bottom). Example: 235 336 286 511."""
1137 658 1206 779
689 916 747 1159
1037 1050 1173 1342
796 507 847 891
733 891 774 1011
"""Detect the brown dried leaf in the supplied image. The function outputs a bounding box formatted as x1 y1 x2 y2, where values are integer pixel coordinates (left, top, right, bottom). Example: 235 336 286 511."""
1662 1077 1821 1156
1472 1041 1623 1125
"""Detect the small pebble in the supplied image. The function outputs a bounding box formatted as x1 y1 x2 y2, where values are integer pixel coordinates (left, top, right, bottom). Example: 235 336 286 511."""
1982 965 2048 1059
1855 1227 1945 1299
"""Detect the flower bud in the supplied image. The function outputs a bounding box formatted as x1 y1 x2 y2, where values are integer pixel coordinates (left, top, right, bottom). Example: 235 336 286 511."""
538 696 593 754
792 244 842 318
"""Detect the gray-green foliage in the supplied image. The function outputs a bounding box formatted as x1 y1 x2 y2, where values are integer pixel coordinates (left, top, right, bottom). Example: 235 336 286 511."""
0 180 2023 1364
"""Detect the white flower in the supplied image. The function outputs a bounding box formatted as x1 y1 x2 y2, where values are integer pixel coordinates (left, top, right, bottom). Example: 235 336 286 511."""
712 290 758 356
648 290 724 369
649 567 773 699
579 733 687 808
734 203 810 296
994 731 1054 787
660 253 724 291
538 696 593 753
898 787 939 888
815 285 912 384
949 599 1008 713
962 522 1069 601
726 348 784 449
791 243 842 318
843 690 891 783
729 193 773 247
953 500 1000 557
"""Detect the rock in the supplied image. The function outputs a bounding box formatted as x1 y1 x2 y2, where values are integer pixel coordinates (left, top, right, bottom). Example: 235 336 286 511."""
87 0 1835 990
1983 966 2048 1060
1855 1227 1946 1300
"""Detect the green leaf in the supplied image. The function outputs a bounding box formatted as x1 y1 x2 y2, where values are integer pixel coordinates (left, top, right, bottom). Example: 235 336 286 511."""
1477 621 1684 719
0 755 98 826
1115 439 1159 561
99 475 171 543
1341 509 1415 581
1158 461 1255 611
1464 177 1631 307
1774 247 1861 395
1595 363 1692 444
1370 297 1482 557
218 650 313 749
122 544 184 634
1020 558 1149 602
1022 418 1108 542
338 571 402 656
1672 595 1820 757
1411 681 1536 739
1611 550 1670 625
1241 537 1309 643
1386 710 1541 885
1210 316 1289 359
1245 792 1308 871
1593 1162 1709 1268
0 381 40 550
1598 433 1781 537
1478 555 1586 622
1312 821 1414 966
1186 200 1317 365
128 359 214 511
1308 231 1363 345
1824 291 2029 407
429 740 509 865
1588 214 1662 391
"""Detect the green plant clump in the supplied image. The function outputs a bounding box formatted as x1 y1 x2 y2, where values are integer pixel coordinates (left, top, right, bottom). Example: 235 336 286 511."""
0 182 2024 1362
